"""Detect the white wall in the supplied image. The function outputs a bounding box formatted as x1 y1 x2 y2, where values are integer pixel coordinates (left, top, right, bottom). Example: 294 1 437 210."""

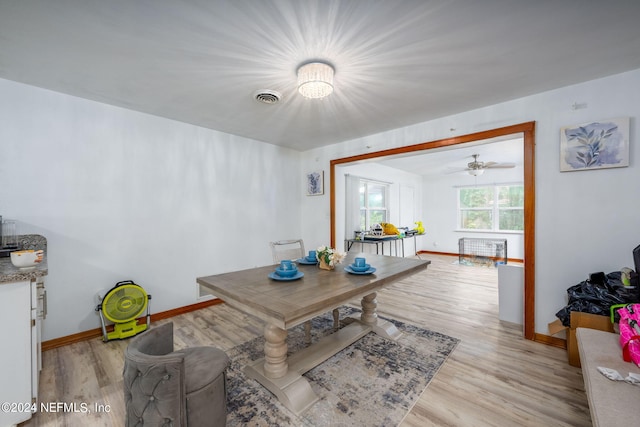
0 78 302 341
301 68 640 335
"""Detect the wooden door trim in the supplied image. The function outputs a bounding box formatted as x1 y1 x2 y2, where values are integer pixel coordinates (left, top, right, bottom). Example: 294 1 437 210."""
330 122 536 340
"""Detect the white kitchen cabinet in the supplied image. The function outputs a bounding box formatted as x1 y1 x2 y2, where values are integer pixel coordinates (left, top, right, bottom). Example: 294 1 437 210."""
0 279 44 427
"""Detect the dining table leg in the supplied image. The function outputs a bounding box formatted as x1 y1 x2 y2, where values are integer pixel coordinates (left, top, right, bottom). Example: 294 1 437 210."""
245 319 369 415
361 292 378 324
360 292 402 340
263 323 288 378
303 321 312 344
332 308 340 330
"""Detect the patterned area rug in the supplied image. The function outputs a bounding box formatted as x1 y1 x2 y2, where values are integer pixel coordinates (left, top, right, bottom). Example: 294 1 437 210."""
226 307 459 426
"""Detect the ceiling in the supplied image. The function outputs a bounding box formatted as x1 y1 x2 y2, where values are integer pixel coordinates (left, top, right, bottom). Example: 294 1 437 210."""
376 136 523 177
1 1 639 151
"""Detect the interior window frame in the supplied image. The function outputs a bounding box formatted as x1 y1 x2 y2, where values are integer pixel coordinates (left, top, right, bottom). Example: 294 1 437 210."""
457 183 524 232
360 179 390 230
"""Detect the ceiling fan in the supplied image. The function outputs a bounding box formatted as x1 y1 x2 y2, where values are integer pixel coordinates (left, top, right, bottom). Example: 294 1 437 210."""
447 154 516 176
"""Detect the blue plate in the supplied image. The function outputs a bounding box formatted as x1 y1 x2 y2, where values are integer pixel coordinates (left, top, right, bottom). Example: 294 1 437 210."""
268 271 304 281
297 258 318 265
344 266 376 275
275 267 298 278
349 263 371 272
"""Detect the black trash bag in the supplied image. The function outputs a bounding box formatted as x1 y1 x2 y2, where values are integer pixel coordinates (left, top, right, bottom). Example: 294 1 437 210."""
555 271 639 326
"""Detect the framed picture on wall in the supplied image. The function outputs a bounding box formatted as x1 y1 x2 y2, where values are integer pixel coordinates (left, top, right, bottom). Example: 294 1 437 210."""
560 117 629 172
306 170 324 195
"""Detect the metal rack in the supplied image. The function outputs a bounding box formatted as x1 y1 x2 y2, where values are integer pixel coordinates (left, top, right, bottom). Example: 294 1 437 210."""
458 237 507 266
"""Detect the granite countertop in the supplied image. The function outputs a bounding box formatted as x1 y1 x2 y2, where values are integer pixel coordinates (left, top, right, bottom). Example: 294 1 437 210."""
0 234 48 284
0 257 48 284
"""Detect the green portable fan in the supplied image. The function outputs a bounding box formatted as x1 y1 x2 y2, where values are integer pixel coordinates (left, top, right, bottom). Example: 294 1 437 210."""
96 280 151 342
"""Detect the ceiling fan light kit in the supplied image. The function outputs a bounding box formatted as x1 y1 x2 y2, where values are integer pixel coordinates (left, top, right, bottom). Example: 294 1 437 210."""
467 154 486 176
447 153 516 176
297 61 334 99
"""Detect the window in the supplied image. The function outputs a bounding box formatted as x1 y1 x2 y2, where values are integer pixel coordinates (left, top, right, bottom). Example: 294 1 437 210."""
359 180 389 230
458 184 523 231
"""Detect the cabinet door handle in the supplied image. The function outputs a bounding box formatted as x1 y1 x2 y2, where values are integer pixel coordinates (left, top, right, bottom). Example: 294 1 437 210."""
38 290 47 319
43 290 47 319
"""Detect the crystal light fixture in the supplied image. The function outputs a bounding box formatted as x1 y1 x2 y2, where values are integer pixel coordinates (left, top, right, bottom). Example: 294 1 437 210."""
297 62 334 99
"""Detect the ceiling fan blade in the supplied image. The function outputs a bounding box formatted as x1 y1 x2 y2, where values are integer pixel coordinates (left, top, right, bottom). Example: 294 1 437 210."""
485 162 515 169
444 166 470 174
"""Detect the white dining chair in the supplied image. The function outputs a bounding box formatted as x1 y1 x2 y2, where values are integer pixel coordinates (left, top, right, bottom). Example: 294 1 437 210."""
270 239 306 264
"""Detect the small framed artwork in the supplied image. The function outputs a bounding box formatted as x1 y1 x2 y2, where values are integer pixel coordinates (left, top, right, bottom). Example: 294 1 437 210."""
306 171 324 196
560 117 629 172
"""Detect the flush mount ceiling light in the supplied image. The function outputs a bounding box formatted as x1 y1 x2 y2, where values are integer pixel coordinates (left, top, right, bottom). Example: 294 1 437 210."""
297 61 334 99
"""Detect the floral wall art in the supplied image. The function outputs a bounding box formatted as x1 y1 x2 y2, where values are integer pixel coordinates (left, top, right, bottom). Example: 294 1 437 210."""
560 117 629 172
306 170 324 195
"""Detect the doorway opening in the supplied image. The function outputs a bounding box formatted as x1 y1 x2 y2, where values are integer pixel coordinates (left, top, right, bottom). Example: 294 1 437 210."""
330 122 536 340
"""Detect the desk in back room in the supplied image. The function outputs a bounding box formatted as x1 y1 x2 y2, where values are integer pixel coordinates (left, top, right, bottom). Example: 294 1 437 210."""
345 234 419 257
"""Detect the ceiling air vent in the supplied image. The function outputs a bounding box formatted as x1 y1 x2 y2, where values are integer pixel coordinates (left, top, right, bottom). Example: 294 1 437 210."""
253 89 281 104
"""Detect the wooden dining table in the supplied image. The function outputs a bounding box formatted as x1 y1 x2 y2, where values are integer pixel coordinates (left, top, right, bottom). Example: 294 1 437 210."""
197 252 430 414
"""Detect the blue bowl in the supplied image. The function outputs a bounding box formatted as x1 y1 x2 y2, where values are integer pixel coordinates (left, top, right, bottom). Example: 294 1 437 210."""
350 263 370 272
275 267 298 278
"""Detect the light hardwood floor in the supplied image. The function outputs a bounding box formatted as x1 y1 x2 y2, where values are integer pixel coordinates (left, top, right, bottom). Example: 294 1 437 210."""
22 254 590 426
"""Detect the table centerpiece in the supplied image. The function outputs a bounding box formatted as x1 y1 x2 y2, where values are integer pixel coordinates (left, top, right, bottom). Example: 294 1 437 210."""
316 245 346 271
